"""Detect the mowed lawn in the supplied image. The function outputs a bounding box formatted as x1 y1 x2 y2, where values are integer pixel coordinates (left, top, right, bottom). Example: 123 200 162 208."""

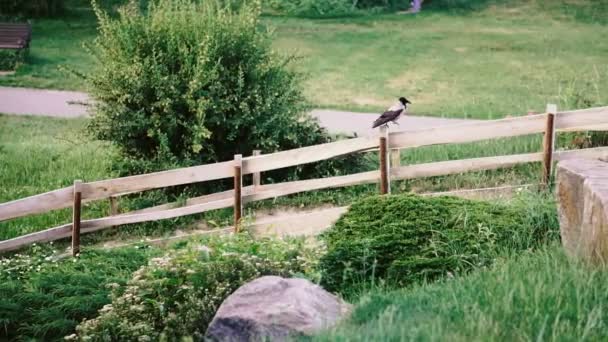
0 115 114 241
1 1 607 117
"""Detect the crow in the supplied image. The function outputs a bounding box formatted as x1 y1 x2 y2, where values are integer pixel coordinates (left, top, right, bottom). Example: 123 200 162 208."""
372 97 411 128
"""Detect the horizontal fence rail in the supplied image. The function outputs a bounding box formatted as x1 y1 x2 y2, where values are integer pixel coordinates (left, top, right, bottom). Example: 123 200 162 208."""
1 105 607 253
0 186 73 222
242 136 377 174
389 114 548 149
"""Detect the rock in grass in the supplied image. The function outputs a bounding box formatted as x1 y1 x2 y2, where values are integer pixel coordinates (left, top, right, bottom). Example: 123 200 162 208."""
205 276 351 341
556 159 608 263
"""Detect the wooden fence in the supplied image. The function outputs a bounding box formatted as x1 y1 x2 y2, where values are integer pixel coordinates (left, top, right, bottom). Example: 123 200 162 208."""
1 104 608 254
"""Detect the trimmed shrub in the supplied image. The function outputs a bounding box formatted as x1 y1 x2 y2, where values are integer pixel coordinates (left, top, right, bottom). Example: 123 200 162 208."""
71 234 318 340
318 193 558 295
0 49 27 71
87 0 361 185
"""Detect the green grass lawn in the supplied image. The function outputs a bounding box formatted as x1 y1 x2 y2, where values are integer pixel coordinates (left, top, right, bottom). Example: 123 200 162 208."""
2 1 607 117
0 115 115 241
0 9 98 90
0 245 160 341
312 244 608 341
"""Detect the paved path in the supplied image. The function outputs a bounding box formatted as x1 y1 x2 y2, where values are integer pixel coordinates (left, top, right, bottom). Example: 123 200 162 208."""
0 86 478 135
311 109 476 136
0 86 89 118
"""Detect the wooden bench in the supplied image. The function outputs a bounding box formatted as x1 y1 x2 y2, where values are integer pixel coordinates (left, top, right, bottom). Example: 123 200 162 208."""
0 22 32 50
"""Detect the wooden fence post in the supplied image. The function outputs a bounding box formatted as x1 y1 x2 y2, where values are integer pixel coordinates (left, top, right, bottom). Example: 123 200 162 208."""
542 104 557 186
233 154 243 232
72 180 82 257
391 149 401 169
252 150 261 189
379 126 390 194
109 196 119 216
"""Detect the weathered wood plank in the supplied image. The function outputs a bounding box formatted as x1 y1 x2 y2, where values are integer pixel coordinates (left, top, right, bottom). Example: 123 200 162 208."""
559 124 608 132
389 114 547 149
252 150 262 188
555 106 608 130
81 160 235 201
0 186 73 222
72 181 83 257
0 225 72 252
0 198 235 253
379 126 390 194
242 136 377 174
233 154 243 232
127 186 255 215
391 152 544 180
80 198 233 230
245 170 380 202
555 146 608 161
542 105 556 185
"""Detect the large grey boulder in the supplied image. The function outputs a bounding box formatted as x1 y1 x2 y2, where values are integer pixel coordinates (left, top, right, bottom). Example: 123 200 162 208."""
556 159 608 263
205 276 351 341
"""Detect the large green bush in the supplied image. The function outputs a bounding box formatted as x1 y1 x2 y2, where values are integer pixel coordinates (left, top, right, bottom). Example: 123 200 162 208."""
318 193 558 295
71 234 317 340
87 0 360 183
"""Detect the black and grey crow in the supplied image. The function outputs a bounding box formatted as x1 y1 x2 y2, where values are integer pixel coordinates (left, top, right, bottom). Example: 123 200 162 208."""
372 97 411 128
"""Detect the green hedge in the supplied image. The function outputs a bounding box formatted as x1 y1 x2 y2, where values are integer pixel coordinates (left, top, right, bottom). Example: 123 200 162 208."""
318 193 558 295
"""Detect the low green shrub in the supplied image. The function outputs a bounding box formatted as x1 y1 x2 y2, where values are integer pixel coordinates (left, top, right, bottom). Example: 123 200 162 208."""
71 234 318 341
318 193 559 295
0 245 156 341
313 245 608 341
0 49 27 71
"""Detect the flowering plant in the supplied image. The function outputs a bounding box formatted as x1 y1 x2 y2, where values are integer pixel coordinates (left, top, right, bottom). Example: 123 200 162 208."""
71 233 318 340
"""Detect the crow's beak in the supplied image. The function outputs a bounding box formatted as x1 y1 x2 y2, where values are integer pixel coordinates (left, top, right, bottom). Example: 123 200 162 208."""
406 100 412 104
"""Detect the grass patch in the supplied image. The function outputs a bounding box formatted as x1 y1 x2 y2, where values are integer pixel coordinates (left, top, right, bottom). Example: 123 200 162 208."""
2 1 607 117
312 244 608 341
0 244 159 341
0 115 114 241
